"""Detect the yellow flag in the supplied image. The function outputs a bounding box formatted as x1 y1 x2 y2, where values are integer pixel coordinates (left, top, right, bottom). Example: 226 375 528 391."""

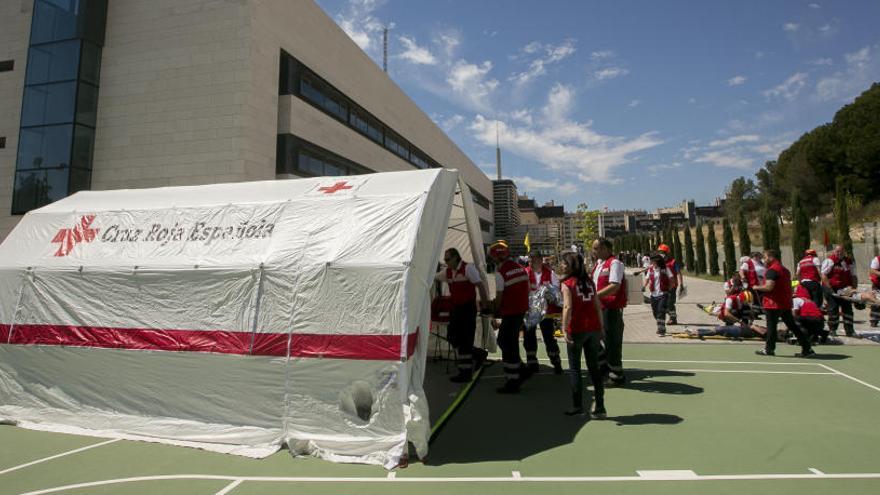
524 232 531 253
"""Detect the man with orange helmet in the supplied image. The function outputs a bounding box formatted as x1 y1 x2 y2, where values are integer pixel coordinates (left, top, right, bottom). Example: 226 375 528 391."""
488 241 532 393
795 248 823 308
657 243 684 325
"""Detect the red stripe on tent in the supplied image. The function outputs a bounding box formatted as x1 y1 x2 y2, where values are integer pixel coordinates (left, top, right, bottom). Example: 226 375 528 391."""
0 324 419 360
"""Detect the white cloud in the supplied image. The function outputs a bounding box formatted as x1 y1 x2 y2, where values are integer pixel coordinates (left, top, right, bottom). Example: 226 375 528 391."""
708 135 760 148
446 59 499 112
335 0 387 56
592 67 629 80
694 150 755 169
628 99 641 108
815 45 880 102
783 22 800 32
435 30 461 59
439 114 465 131
647 163 682 176
809 57 833 66
397 35 437 65
809 3 820 8
512 176 578 195
728 75 747 86
469 84 663 183
763 72 808 100
755 51 765 60
590 50 615 60
510 39 577 85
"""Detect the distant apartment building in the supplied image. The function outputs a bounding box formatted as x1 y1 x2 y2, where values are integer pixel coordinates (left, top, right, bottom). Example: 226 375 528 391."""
492 179 519 243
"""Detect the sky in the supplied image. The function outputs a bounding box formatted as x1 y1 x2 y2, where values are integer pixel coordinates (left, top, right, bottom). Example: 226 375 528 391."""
314 0 880 212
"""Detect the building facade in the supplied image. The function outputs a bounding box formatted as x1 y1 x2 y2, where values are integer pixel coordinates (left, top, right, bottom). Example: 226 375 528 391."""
492 179 519 243
0 0 494 243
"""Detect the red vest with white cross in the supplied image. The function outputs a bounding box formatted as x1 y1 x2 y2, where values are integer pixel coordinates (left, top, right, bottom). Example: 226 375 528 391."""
497 259 530 316
797 256 820 282
827 254 853 290
594 257 627 310
526 264 562 314
446 261 477 306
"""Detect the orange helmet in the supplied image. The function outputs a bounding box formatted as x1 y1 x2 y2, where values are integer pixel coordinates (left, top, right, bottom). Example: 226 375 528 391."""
488 241 510 259
658 244 670 253
805 248 817 256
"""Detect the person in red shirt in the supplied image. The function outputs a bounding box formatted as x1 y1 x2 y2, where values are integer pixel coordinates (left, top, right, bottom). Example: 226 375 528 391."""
644 253 672 336
754 249 814 357
488 241 532 394
869 254 879 327
434 248 491 382
795 248 823 307
524 250 563 374
793 283 828 344
559 251 606 418
821 244 857 336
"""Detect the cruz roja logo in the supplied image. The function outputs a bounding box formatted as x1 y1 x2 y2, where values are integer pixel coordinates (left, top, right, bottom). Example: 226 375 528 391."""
51 215 99 257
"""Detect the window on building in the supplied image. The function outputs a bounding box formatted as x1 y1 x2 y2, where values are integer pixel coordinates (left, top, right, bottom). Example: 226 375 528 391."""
469 187 492 209
384 132 409 160
300 75 347 122
0 137 6 149
479 218 493 234
13 0 107 215
0 60 13 72
348 109 383 144
276 134 372 178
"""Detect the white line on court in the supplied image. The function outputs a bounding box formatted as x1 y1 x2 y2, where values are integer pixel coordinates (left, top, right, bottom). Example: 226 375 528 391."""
815 363 880 394
512 471 521 479
667 369 836 375
809 468 825 475
387 472 396 479
18 471 880 494
214 478 244 495
538 358 823 366
0 438 120 476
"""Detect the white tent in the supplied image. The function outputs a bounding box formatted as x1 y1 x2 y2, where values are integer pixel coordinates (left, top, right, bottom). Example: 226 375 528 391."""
0 168 486 468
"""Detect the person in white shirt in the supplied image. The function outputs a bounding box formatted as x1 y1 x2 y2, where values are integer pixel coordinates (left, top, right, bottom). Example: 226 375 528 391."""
590 238 627 386
870 255 880 327
644 254 673 336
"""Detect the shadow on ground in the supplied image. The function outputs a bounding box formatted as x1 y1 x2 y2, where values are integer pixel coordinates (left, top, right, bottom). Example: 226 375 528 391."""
424 364 685 465
623 368 704 395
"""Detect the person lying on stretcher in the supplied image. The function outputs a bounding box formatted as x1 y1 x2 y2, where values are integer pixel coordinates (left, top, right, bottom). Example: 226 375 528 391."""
833 287 880 306
688 280 767 339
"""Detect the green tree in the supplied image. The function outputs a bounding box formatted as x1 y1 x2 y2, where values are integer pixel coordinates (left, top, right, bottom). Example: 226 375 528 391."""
672 226 683 266
684 226 695 272
723 176 759 220
790 190 811 261
737 210 751 257
722 218 736 279
835 178 853 254
707 221 720 276
575 203 600 250
695 223 707 274
760 198 780 253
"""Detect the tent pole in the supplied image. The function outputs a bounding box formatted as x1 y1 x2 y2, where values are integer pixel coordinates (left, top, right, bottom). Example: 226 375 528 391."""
7 269 31 344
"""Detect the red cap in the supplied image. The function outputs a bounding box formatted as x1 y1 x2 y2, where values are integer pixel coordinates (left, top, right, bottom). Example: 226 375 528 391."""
657 244 670 253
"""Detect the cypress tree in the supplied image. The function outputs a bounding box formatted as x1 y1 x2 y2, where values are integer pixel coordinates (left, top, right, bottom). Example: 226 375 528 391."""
707 221 720 276
835 178 853 254
760 199 780 253
791 191 811 261
722 218 736 279
737 210 751 257
695 223 707 274
672 226 683 266
684 226 695 272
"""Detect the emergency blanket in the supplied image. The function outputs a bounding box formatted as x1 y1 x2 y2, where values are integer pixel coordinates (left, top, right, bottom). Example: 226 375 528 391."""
0 169 482 468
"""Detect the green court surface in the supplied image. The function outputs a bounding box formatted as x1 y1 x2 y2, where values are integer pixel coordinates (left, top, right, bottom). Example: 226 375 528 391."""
2 343 880 495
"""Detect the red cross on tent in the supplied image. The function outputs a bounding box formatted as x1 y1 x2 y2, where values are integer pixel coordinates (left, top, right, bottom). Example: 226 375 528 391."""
317 181 353 194
51 215 99 257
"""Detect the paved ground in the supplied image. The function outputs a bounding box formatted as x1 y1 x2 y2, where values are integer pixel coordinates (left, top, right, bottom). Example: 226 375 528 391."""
622 274 877 346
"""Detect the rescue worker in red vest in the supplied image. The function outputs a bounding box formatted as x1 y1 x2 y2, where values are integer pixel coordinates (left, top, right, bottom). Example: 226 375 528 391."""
524 250 563 374
656 244 684 325
644 253 673 336
719 274 750 325
793 284 828 344
435 248 491 383
821 244 857 337
740 252 766 307
869 254 880 327
488 241 532 393
590 237 628 386
795 248 823 308
559 251 606 418
754 249 814 357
